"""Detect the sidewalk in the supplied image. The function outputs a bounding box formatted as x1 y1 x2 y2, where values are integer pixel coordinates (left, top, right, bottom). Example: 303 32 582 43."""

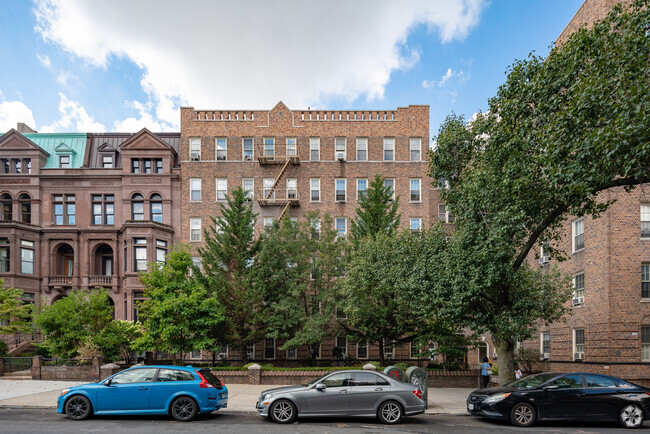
0 379 472 415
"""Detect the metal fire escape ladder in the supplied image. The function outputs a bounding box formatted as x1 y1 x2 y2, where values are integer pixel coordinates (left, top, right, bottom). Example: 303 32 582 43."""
278 202 291 220
265 158 291 199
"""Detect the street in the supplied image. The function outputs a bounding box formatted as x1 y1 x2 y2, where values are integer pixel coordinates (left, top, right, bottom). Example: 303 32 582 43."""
0 408 646 433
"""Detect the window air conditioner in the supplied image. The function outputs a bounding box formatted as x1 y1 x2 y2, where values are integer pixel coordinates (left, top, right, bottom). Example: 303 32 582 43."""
539 256 550 265
218 353 227 360
337 152 345 161
244 154 253 161
572 297 583 306
574 353 584 360
190 152 200 161
542 352 550 360
385 352 393 359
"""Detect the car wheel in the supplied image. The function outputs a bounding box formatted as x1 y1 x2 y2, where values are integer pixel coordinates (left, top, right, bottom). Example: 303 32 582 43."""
378 400 403 424
65 395 92 420
170 396 198 422
510 402 536 427
619 404 644 428
269 399 297 424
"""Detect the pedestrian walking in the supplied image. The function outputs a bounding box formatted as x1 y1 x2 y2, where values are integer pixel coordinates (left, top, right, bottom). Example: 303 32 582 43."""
481 356 492 388
515 364 522 380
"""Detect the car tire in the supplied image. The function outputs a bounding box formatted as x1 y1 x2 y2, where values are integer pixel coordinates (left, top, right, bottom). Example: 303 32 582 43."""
269 399 297 424
619 404 644 428
65 395 92 420
378 400 403 424
510 402 536 427
170 396 198 422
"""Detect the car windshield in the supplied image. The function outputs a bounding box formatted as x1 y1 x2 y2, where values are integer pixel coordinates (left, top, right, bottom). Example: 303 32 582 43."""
305 373 332 387
505 373 559 389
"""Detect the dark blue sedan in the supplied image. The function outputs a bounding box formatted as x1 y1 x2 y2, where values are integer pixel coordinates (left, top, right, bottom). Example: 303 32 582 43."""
57 365 228 421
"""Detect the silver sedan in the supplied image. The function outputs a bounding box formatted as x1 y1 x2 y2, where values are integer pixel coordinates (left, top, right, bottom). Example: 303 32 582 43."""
256 370 426 424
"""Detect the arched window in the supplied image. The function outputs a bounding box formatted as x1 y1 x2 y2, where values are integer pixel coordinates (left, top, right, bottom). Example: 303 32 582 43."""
150 194 162 223
131 193 144 220
0 194 12 221
18 193 31 224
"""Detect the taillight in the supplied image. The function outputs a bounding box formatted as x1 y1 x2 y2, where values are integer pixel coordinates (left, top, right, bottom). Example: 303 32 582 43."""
413 388 423 400
196 370 215 388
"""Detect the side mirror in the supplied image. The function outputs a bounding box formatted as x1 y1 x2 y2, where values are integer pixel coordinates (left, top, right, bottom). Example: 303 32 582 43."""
544 385 559 390
103 379 112 386
315 383 326 391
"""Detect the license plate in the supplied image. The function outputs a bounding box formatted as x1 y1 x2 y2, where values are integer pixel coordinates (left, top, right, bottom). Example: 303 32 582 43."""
468 403 474 410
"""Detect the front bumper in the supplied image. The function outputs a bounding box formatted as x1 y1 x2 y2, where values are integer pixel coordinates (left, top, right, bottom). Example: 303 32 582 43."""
256 399 270 417
467 398 508 420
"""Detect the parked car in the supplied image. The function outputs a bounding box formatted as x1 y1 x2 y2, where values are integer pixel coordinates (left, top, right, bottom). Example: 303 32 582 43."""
256 370 426 424
467 372 650 428
57 365 228 421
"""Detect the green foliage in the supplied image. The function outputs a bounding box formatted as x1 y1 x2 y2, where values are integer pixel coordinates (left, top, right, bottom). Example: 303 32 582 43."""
96 320 142 363
135 245 225 364
35 345 51 358
491 365 499 376
516 347 541 374
0 281 32 335
349 174 401 244
195 187 261 364
395 362 412 371
426 0 650 382
0 339 8 357
36 289 113 358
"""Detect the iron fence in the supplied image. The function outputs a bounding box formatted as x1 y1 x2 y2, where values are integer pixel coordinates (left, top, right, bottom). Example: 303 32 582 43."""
2 357 33 372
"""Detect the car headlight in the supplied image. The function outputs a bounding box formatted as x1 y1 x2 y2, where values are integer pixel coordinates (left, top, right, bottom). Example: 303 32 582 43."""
483 392 511 404
260 393 273 403
60 389 70 396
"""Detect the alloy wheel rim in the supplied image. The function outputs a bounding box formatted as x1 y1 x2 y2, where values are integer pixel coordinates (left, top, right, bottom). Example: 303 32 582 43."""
273 401 293 422
382 403 400 422
514 405 533 425
622 405 642 427
68 397 88 418
173 398 194 420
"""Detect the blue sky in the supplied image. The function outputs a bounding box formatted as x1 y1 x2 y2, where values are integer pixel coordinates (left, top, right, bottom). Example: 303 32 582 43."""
0 0 583 139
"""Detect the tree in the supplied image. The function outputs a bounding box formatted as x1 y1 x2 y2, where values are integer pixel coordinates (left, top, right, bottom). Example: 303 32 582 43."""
256 213 347 362
349 174 401 244
427 0 649 382
96 320 142 364
36 289 113 358
0 282 31 335
135 246 225 364
195 187 263 364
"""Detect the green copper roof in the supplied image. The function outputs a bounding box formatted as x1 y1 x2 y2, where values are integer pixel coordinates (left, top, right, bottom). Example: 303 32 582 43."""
23 133 87 168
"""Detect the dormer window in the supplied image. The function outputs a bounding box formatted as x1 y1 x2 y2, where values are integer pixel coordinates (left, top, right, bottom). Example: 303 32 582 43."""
60 155 70 168
54 142 76 168
102 156 113 168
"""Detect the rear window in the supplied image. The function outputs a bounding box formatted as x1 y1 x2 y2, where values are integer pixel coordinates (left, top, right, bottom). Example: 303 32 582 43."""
157 369 195 382
200 369 223 389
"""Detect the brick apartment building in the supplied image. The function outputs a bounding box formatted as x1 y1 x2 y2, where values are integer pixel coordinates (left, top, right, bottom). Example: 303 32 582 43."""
179 101 442 362
0 126 181 337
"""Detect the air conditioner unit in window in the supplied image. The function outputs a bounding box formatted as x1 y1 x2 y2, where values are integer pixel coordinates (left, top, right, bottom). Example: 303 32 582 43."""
190 152 200 161
572 297 583 306
385 353 393 359
244 154 253 161
539 256 550 266
574 353 584 360
542 352 550 360
337 152 345 161
218 353 227 360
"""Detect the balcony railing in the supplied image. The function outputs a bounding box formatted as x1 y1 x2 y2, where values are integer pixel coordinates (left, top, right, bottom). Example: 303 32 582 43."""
255 144 301 164
89 275 114 286
48 275 77 286
256 188 300 206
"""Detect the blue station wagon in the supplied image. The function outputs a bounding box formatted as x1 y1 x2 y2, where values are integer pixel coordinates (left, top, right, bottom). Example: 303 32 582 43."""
57 365 228 421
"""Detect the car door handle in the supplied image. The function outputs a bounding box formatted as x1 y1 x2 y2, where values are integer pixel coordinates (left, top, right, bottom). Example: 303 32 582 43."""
375 388 383 392
576 392 585 397
139 387 148 390
339 389 348 394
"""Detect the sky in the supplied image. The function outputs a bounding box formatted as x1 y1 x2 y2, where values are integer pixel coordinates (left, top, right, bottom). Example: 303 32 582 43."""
0 0 584 140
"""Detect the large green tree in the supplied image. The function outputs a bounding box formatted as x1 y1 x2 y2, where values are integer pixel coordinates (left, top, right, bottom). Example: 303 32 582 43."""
427 0 649 382
135 246 225 364
0 281 31 335
195 187 263 363
349 174 401 244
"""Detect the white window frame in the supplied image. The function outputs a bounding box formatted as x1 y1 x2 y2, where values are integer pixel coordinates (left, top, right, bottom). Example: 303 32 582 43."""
310 137 320 161
286 178 297 199
642 326 650 362
357 341 368 359
540 332 550 358
215 137 227 161
190 218 201 242
335 137 346 160
410 341 421 359
216 178 228 201
573 328 585 360
383 138 395 161
246 344 255 360
356 138 368 161
20 240 34 274
310 178 320 202
263 178 275 200
410 218 422 233
263 217 275 231
335 178 347 202
242 178 254 201
190 178 201 202
335 217 347 238
263 137 275 158
134 239 147 272
384 179 395 201
189 137 201 160
410 138 421 161
286 137 297 157
242 138 254 160
410 179 421 202
335 336 347 358
357 178 368 201
572 218 584 252
573 273 585 306
438 203 454 223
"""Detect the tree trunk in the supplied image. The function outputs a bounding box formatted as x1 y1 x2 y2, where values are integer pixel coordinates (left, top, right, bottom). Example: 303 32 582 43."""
494 337 516 384
378 341 385 367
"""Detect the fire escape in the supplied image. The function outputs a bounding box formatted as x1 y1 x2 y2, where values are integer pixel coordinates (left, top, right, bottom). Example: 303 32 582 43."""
256 141 300 220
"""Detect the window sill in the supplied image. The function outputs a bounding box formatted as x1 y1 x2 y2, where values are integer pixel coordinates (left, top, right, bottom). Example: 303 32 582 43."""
641 298 650 303
188 240 202 243
573 304 585 309
640 238 650 241
188 200 202 203
335 201 347 204
571 249 585 255
310 201 321 204
409 200 422 204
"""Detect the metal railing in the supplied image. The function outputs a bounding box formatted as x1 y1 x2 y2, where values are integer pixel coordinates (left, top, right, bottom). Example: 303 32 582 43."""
2 357 33 372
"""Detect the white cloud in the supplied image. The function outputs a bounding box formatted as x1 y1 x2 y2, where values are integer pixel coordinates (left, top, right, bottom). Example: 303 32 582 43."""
56 71 73 86
34 0 485 128
37 53 52 68
438 68 454 87
112 100 175 132
40 93 106 132
422 79 436 89
0 100 36 132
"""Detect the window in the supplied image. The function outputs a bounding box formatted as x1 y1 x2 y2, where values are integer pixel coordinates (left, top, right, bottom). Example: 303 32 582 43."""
263 137 275 158
286 137 297 157
190 178 201 202
310 137 320 161
287 178 297 199
53 194 75 225
246 344 255 360
191 256 202 276
0 159 8 173
641 205 650 238
410 179 421 202
541 332 550 357
384 179 395 201
131 159 140 173
573 329 585 359
573 273 584 305
20 240 34 274
357 179 367 201
335 137 346 160
551 374 582 388
150 194 162 223
383 339 394 358
410 138 421 161
311 219 320 240
438 203 454 223
110 368 157 384
357 341 368 359
383 138 395 161
643 265 650 298
438 178 449 189
585 374 617 388
336 218 347 238
0 194 11 221
410 218 422 233
131 194 144 220
335 336 347 358
264 338 275 359
0 238 9 272
335 179 346 202
216 138 227 160
356 138 367 161
243 138 254 160
263 178 274 200
310 179 320 202
242 178 254 200
573 218 584 252
133 291 145 322
92 194 114 225
156 240 167 265
157 369 195 382
190 218 201 242
263 217 275 231
286 347 297 359
216 178 228 201
410 341 421 359
19 194 30 223
155 159 163 173
59 155 70 168
322 372 353 388
643 326 650 362
134 238 147 272
189 137 201 160
102 156 113 168
143 159 152 174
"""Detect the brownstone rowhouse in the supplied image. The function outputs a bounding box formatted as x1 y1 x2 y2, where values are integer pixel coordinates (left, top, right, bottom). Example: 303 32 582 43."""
180 102 437 363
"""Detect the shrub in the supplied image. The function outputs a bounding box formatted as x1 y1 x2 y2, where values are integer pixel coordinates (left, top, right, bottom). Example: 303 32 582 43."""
318 361 332 368
343 355 358 366
491 364 499 376
35 345 51 358
0 340 8 357
395 362 411 371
